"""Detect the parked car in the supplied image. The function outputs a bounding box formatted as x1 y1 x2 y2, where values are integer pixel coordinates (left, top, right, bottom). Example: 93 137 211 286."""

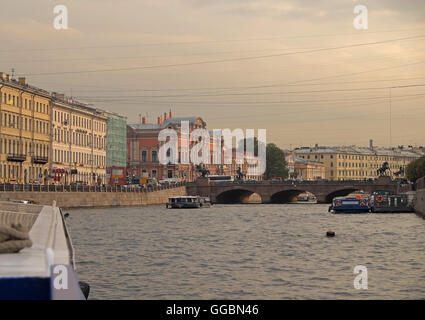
146 178 159 188
70 181 87 187
270 177 283 182
159 178 181 185
123 184 141 190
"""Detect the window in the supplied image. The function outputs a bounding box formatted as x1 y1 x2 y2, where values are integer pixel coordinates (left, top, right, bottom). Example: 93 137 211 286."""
152 150 157 162
141 150 147 162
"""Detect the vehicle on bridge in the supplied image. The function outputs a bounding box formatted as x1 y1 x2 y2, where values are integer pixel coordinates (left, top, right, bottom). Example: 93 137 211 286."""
166 196 213 209
329 191 371 214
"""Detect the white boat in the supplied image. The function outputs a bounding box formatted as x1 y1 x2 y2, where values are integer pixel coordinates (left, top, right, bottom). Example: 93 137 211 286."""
0 200 87 300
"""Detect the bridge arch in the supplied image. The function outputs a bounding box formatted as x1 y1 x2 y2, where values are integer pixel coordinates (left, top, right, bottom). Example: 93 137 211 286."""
325 188 359 203
270 189 318 203
215 189 262 204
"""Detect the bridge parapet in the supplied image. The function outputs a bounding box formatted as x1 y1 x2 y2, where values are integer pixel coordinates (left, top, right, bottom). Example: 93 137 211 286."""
187 177 402 204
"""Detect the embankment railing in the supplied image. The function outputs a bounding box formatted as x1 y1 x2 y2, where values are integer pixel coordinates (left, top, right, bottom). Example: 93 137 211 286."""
0 182 186 193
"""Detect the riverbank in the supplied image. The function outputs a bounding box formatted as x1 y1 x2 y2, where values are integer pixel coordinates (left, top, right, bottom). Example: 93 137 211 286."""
0 186 186 208
414 177 425 219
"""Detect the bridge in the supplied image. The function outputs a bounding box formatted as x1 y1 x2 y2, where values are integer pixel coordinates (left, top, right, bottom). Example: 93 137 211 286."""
186 177 409 204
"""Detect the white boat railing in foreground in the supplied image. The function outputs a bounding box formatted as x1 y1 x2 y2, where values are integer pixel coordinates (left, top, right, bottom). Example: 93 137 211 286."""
0 201 85 300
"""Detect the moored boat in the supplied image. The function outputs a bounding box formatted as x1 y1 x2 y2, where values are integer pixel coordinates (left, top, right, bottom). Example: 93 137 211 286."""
329 192 370 214
296 193 317 204
370 191 414 213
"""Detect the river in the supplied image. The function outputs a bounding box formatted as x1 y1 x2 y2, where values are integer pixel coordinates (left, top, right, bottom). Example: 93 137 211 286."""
67 204 425 299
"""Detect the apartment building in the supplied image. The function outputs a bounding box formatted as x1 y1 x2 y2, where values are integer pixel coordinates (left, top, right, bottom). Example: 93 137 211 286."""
0 73 51 183
294 142 422 181
51 94 107 185
102 111 127 185
286 153 326 180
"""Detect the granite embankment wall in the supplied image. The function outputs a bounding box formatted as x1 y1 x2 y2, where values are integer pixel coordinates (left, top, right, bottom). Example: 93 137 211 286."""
0 186 186 208
414 177 425 218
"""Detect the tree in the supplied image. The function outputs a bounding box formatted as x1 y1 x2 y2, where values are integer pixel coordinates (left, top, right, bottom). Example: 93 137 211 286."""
265 143 288 180
406 156 425 182
238 137 264 157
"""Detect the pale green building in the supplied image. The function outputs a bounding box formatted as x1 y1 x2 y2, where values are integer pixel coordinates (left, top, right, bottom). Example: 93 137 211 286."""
103 111 127 168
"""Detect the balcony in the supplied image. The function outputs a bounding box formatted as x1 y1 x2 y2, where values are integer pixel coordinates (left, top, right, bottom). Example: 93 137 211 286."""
33 156 49 164
7 153 27 162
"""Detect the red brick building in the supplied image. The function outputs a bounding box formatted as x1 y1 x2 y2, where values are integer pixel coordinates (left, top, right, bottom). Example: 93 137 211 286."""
127 112 209 182
127 112 264 182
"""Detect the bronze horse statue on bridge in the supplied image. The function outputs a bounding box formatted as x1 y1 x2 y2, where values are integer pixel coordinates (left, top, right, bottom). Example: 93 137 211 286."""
377 162 391 177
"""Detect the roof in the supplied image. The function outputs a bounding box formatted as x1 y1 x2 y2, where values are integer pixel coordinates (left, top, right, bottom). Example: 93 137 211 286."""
295 146 422 158
1 76 51 97
128 116 199 130
293 155 325 166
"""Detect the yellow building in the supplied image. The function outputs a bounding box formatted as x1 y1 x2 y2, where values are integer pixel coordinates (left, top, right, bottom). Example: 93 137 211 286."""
286 153 326 180
52 93 107 185
294 143 422 181
0 73 51 183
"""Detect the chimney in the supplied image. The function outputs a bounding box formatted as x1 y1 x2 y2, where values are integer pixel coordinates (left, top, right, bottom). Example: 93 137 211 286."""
169 110 172 118
157 117 161 124
315 143 318 150
142 117 146 124
18 77 27 86
53 92 65 100
164 112 167 121
369 139 373 150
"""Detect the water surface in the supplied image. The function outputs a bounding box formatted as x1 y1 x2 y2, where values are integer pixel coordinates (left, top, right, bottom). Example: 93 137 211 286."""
67 204 425 299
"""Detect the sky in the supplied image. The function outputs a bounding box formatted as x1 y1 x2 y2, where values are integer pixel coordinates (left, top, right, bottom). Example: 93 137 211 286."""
1 0 424 149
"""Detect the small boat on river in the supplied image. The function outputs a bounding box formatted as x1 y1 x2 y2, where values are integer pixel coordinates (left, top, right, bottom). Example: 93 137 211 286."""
166 196 213 209
329 192 371 214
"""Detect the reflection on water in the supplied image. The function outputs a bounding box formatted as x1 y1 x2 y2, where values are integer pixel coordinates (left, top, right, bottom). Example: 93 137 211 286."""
67 204 425 299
